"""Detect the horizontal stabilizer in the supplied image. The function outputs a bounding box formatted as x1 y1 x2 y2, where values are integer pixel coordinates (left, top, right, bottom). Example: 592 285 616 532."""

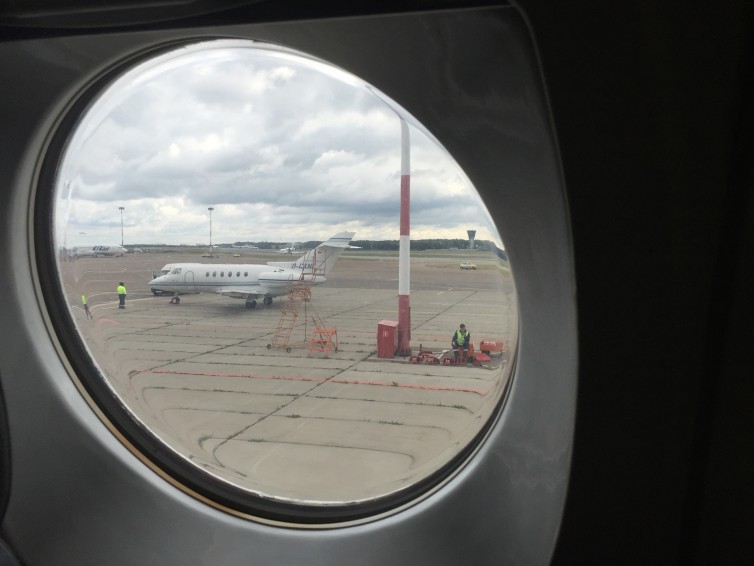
267 231 355 275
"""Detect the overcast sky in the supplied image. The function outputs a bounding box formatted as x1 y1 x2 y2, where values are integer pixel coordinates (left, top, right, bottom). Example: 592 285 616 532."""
56 40 501 248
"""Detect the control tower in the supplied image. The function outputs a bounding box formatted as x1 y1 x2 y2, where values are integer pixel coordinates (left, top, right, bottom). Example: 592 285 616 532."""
467 230 476 250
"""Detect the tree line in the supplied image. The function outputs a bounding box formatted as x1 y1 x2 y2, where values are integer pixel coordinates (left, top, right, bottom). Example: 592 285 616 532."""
225 238 506 259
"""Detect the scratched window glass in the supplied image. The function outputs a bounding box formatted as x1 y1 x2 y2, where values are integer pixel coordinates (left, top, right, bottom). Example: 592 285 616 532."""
53 40 517 508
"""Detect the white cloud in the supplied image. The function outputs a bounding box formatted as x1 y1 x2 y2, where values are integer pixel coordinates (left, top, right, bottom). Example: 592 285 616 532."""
57 40 504 249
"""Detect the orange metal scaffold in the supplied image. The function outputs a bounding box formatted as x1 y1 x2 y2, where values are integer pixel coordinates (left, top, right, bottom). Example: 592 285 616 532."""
266 247 338 356
267 284 312 353
308 318 338 357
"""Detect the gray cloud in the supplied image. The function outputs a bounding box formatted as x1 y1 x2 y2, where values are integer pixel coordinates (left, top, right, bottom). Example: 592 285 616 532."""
58 40 501 247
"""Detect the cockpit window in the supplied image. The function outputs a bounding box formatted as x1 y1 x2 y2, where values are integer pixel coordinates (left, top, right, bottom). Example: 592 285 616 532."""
48 39 517 522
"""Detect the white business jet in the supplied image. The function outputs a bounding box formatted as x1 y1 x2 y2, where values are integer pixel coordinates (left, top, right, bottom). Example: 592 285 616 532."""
68 244 128 258
148 231 355 309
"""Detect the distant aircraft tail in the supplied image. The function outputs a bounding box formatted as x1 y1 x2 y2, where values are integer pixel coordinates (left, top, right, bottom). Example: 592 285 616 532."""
267 232 355 275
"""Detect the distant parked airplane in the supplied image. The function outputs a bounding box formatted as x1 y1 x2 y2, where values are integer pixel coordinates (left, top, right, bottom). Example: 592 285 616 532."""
68 244 128 258
279 243 300 255
148 232 355 308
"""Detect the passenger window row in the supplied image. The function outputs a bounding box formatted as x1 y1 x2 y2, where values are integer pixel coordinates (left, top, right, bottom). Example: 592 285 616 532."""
205 271 247 277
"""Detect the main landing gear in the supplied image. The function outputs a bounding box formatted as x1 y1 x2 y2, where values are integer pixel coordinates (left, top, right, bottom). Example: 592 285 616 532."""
246 297 273 309
170 296 180 304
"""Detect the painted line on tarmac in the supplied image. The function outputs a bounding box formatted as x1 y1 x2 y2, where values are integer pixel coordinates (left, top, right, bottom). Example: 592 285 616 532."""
142 368 488 396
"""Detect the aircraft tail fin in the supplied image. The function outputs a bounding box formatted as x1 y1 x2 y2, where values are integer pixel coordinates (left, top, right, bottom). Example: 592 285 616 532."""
267 232 355 275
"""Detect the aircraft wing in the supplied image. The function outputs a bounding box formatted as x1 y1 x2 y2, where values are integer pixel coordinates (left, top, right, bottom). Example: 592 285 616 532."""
215 287 264 300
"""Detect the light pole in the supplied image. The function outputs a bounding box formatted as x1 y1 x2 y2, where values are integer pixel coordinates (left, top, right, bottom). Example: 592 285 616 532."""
118 206 125 246
208 207 214 256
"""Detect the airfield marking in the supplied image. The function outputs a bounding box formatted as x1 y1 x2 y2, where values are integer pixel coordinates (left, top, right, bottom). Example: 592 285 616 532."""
141 368 488 396
87 296 162 311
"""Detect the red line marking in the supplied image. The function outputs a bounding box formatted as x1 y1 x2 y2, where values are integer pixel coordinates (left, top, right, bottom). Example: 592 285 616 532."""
140 369 486 396
95 317 118 328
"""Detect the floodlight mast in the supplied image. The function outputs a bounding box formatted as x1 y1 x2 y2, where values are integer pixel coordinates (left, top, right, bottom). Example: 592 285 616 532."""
118 206 125 246
208 207 214 257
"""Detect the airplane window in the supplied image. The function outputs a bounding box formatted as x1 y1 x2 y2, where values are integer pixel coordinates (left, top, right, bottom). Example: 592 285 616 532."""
49 39 516 521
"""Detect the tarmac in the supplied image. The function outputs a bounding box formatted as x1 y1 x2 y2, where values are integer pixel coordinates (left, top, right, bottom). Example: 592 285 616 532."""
59 249 517 506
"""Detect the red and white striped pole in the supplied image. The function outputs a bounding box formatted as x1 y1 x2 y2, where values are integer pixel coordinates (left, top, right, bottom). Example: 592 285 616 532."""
397 116 412 356
369 87 412 357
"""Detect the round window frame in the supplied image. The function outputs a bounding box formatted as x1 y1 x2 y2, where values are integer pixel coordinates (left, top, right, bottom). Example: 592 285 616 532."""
33 37 516 527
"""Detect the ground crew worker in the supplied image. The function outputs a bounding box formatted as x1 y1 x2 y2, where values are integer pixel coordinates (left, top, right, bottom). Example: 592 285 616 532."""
117 282 127 309
452 323 470 361
81 293 92 319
